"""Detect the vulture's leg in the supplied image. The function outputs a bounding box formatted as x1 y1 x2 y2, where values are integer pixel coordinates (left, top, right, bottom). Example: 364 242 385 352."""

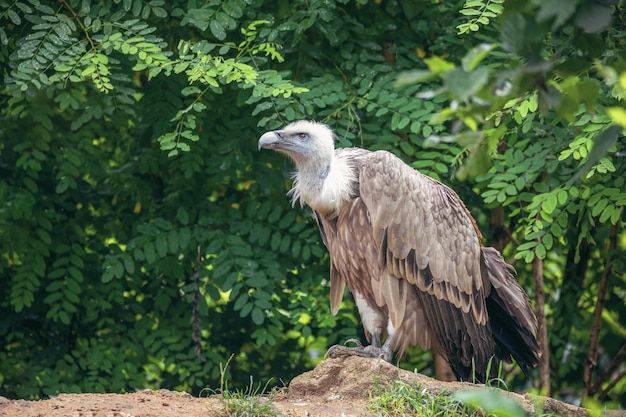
325 292 395 361
324 330 394 362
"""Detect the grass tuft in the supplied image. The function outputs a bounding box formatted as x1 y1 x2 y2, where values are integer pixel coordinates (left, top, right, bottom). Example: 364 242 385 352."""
369 362 530 417
206 354 281 417
368 379 473 417
222 376 280 417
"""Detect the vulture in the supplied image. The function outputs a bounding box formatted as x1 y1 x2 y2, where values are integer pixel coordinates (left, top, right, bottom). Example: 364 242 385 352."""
258 120 540 382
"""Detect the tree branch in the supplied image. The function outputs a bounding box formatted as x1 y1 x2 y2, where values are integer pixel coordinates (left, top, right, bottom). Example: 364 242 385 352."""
590 344 626 401
191 243 206 362
59 0 96 51
598 368 626 403
591 342 626 396
583 224 618 399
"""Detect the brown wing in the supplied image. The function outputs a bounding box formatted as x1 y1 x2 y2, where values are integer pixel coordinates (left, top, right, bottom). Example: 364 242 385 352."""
317 189 435 354
315 211 346 315
358 150 497 378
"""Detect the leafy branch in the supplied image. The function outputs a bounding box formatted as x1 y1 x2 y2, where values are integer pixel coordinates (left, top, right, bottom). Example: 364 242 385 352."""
157 21 308 155
59 0 95 50
457 0 504 34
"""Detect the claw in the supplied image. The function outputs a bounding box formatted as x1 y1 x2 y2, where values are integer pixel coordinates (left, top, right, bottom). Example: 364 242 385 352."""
343 338 363 347
324 338 391 361
324 338 365 359
323 344 341 360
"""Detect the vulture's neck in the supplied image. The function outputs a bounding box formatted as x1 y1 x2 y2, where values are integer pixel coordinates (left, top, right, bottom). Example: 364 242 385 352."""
290 152 356 217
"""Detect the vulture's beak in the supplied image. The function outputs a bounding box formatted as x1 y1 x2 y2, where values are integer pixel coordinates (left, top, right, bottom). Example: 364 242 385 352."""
258 130 285 151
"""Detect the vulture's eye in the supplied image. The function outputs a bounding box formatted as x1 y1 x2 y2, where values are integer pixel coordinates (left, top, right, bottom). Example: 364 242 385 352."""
298 133 307 140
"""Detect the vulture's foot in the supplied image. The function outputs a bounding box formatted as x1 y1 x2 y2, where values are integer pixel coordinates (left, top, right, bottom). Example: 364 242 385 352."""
324 338 392 362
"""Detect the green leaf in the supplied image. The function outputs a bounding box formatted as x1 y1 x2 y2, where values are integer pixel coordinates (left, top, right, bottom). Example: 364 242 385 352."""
210 20 226 40
577 79 599 109
461 43 494 72
535 243 546 259
591 198 608 217
182 8 211 31
44 291 63 304
144 242 156 264
599 204 616 223
443 67 489 102
240 301 253 318
102 269 115 284
543 233 554 250
246 275 268 287
152 6 167 18
395 70 436 88
542 194 557 214
58 311 71 325
575 125 621 181
8 9 22 25
179 228 192 250
607 107 626 128
279 234 291 253
176 207 190 225
454 389 527 417
213 260 233 282
113 261 124 279
460 8 481 16
574 2 614 33
278 211 295 229
500 12 543 56
223 0 243 18
423 56 455 74
46 280 65 293
251 307 264 325
556 189 568 205
155 234 168 257
36 228 52 245
399 141 414 156
456 145 492 181
233 293 248 311
537 0 577 30
267 206 282 223
123 256 135 274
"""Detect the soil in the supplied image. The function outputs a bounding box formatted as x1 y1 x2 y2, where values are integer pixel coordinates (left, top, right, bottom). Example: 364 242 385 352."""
0 356 623 417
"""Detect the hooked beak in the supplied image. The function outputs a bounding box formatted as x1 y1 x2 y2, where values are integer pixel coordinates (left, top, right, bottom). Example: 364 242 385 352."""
258 130 285 151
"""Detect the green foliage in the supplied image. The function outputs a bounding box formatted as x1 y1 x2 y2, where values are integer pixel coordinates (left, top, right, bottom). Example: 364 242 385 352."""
457 0 504 34
1 0 624 410
454 389 526 417
157 21 307 157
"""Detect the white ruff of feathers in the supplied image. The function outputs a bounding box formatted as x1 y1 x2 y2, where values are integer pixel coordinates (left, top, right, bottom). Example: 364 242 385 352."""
285 121 356 217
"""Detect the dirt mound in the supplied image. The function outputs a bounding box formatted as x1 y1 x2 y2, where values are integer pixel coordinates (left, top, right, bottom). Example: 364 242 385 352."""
0 357 621 416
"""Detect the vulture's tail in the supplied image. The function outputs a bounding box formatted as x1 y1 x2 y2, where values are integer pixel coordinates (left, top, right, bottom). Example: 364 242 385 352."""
482 246 541 377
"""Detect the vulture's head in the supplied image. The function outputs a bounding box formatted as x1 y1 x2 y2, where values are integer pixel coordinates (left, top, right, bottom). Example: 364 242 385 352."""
259 120 355 213
258 120 335 169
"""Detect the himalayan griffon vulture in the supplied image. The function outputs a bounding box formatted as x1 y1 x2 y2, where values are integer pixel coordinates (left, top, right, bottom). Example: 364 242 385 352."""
258 120 540 382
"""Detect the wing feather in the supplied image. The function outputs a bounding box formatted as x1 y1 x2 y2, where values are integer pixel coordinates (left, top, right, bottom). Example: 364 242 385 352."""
359 151 490 324
316 149 513 380
316 211 346 316
329 262 346 316
357 150 499 379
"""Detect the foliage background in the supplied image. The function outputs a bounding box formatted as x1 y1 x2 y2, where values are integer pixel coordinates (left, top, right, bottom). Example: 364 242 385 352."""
1 0 625 409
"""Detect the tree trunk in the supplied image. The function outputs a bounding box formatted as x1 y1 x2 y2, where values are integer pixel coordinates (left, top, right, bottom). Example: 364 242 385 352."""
533 247 550 394
489 205 508 253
